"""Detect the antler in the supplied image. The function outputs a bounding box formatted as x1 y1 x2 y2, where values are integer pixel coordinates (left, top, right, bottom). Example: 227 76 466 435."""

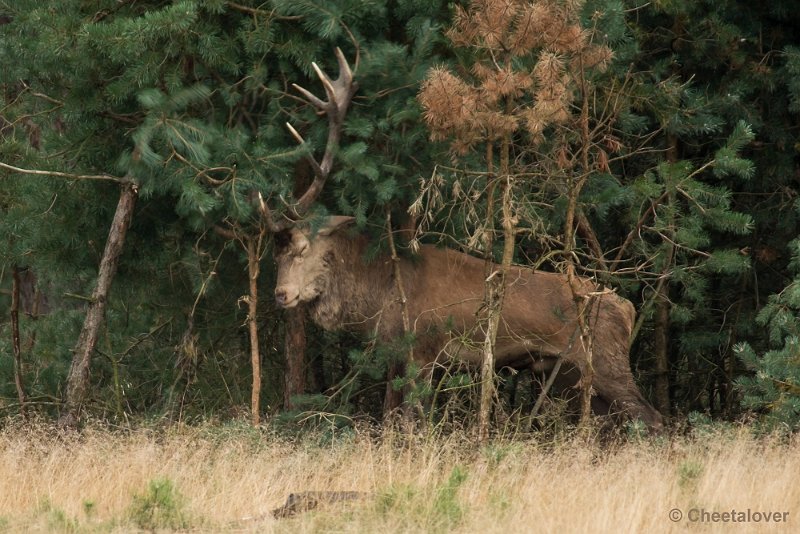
286 47 358 217
259 48 357 233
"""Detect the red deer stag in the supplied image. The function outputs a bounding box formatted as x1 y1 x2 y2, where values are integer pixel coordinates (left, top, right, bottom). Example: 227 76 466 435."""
273 217 663 431
267 49 663 432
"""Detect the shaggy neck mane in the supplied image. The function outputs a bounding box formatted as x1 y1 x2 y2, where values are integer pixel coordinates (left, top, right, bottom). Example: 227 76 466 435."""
309 232 397 332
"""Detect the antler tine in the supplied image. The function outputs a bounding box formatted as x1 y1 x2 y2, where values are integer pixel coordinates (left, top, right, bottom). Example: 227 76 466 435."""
285 122 324 178
257 192 290 233
328 47 356 117
333 47 353 84
312 61 337 102
291 82 326 111
291 47 357 120
285 122 306 146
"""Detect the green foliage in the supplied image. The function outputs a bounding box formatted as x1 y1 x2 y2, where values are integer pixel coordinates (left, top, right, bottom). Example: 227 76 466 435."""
677 459 704 490
783 46 800 113
736 239 800 431
127 478 189 530
608 0 795 417
375 465 467 530
36 498 80 534
432 465 468 526
713 121 756 179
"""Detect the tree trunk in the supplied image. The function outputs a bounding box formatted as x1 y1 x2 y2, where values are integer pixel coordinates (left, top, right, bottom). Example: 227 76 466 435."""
246 237 263 425
478 142 497 441
59 181 138 427
383 360 405 415
571 72 596 432
479 271 502 440
564 172 596 430
384 210 415 419
653 135 679 420
479 135 514 442
283 307 307 410
11 266 27 417
653 286 672 418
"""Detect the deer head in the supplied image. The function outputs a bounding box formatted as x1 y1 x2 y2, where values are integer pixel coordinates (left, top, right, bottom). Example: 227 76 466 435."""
273 216 355 308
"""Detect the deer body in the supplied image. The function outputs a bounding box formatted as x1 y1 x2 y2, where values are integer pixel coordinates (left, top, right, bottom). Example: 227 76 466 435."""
274 219 664 431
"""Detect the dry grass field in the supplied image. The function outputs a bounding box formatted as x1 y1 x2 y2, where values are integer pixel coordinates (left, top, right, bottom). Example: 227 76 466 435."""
0 421 796 533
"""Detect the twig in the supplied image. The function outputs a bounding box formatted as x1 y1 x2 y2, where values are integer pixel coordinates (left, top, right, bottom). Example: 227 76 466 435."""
0 161 127 183
227 2 302 19
529 357 563 421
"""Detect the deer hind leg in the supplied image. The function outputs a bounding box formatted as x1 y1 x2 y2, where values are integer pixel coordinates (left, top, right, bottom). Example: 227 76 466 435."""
589 354 664 432
554 343 662 431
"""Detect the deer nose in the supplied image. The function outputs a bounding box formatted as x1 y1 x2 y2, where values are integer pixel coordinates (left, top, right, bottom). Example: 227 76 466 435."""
275 289 288 306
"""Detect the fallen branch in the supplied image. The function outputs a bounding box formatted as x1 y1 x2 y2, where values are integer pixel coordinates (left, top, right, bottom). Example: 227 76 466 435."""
271 491 368 519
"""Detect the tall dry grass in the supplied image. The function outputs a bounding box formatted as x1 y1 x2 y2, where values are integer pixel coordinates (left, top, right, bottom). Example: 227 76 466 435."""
0 421 796 532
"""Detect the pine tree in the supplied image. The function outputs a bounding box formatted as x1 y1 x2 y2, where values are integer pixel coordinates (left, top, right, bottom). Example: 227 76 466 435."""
736 234 800 431
618 0 798 419
414 0 761 429
732 8 800 430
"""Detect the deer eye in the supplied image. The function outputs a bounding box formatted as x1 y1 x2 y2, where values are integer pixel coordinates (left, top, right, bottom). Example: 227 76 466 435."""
274 231 291 255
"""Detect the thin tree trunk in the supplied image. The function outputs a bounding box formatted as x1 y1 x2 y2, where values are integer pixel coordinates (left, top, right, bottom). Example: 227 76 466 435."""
568 67 595 431
479 272 502 441
565 181 595 430
565 208 591 426
59 181 138 427
576 210 607 271
479 141 496 441
653 136 679 420
653 247 675 417
653 289 671 417
283 307 307 410
479 133 514 442
246 237 263 425
11 266 27 417
384 211 414 418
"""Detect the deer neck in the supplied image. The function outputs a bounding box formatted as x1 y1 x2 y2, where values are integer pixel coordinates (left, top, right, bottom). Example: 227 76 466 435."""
309 234 397 333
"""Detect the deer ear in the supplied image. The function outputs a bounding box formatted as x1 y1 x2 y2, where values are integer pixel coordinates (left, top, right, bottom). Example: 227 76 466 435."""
318 216 355 236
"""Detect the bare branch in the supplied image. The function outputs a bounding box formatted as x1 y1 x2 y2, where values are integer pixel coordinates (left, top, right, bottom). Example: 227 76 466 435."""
611 190 670 269
227 2 302 20
213 225 237 240
0 161 127 183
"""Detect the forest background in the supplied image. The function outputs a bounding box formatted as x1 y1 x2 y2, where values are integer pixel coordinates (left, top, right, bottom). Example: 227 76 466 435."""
2 0 800 436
